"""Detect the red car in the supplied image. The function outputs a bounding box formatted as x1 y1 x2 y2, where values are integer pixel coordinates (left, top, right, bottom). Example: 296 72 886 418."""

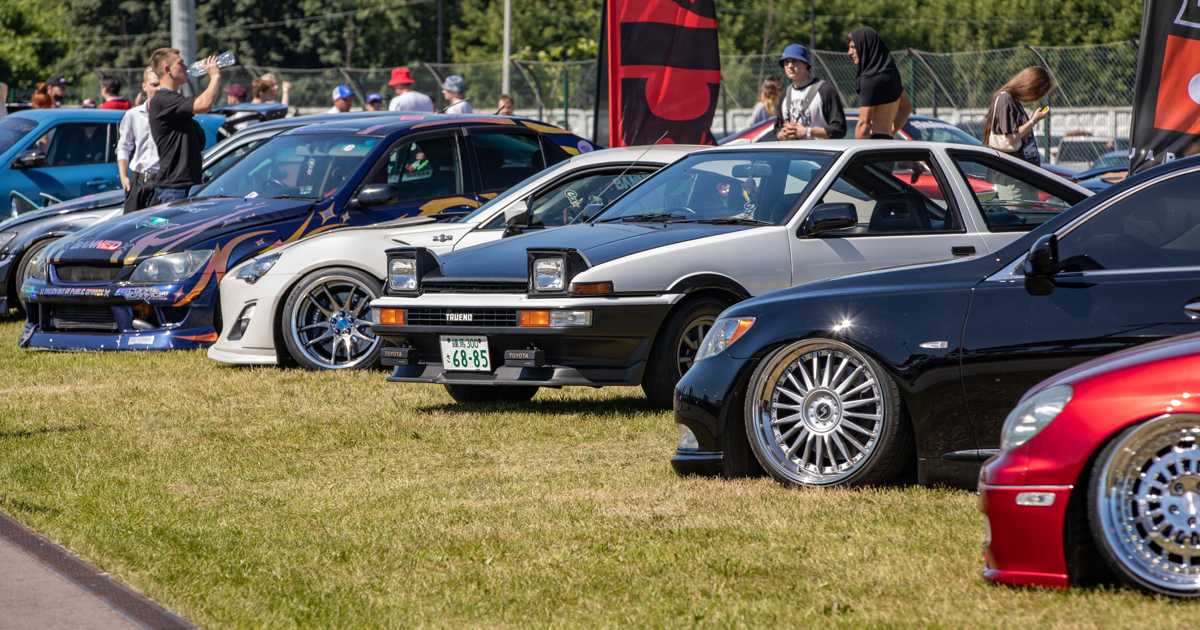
980 333 1200 597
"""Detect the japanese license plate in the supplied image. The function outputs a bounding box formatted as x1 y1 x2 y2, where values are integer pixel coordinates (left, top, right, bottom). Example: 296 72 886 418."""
440 336 491 372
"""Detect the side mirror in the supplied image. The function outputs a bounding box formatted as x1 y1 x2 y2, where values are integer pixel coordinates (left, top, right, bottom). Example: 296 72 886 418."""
357 183 398 208
1022 234 1057 296
10 151 45 170
188 184 205 197
802 203 858 236
503 196 532 238
581 203 605 222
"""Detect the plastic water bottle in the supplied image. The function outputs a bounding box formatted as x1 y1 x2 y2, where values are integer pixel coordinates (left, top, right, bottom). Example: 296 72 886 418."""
187 51 236 77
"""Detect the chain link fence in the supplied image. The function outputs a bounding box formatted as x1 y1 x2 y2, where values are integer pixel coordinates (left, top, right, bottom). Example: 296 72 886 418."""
68 41 1136 165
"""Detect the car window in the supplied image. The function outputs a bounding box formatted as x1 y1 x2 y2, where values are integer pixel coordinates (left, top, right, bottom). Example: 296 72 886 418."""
538 136 571 167
950 154 1075 232
202 139 261 183
369 135 462 201
1056 171 1200 272
35 123 117 167
1059 138 1128 164
201 134 376 199
816 151 964 235
0 117 38 155
902 120 982 146
472 132 545 192
482 168 658 230
594 150 832 224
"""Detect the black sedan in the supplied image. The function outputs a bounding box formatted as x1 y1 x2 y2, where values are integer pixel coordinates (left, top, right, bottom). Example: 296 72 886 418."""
672 154 1200 489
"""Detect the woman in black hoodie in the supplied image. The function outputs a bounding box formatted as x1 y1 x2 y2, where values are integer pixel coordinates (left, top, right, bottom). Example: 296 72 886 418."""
847 27 913 139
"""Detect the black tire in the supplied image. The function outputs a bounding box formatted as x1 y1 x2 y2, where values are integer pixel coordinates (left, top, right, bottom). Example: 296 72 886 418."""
1088 414 1200 597
642 297 727 409
281 267 383 371
443 384 539 404
744 339 914 488
12 238 57 317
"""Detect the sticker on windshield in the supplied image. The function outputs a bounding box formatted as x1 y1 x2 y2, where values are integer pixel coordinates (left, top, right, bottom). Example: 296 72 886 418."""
245 191 258 198
343 144 355 152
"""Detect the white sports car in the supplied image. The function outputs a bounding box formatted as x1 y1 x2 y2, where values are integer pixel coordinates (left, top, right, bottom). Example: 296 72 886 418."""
367 140 1092 407
208 145 697 370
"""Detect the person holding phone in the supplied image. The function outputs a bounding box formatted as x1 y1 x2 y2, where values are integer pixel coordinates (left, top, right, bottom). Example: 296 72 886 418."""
983 66 1052 167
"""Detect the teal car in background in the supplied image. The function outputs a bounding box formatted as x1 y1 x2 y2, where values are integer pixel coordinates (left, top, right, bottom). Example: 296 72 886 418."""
1 109 224 215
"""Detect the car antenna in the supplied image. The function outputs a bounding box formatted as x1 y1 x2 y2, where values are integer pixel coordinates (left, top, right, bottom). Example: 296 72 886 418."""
590 131 670 204
438 97 470 114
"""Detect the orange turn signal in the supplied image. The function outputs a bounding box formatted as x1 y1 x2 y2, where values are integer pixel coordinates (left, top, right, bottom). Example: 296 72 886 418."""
519 310 550 327
728 317 755 345
568 281 614 295
379 308 405 326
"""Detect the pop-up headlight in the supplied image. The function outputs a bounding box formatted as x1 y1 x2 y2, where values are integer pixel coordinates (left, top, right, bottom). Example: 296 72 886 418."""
383 247 440 296
526 248 591 297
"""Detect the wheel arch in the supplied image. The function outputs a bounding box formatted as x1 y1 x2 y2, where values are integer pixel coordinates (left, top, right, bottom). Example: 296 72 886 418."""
6 235 62 308
272 262 385 366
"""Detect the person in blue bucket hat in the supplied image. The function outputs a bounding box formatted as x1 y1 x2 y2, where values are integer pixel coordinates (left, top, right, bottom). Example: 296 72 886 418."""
327 85 354 113
440 75 473 114
773 44 846 141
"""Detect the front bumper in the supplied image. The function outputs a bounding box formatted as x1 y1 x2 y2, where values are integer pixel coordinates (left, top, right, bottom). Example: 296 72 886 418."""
978 451 1072 589
206 272 296 366
670 348 757 477
370 293 681 387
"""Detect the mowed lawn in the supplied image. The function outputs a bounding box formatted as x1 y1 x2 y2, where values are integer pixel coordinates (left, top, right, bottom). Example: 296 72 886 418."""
0 317 1193 628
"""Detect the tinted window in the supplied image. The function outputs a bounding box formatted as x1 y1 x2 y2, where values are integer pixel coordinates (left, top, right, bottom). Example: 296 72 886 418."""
594 151 832 224
201 134 376 199
1056 171 1200 272
817 151 963 234
950 154 1075 232
202 139 261 182
0 117 37 155
38 123 117 166
369 135 462 201
472 132 544 192
483 168 658 229
902 120 982 146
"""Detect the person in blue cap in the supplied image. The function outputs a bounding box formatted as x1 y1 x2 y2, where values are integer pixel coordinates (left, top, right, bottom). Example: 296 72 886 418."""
327 85 354 114
440 75 472 114
365 92 385 111
773 44 846 141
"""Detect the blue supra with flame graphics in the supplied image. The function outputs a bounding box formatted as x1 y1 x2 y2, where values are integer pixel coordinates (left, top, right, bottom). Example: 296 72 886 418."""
19 114 593 351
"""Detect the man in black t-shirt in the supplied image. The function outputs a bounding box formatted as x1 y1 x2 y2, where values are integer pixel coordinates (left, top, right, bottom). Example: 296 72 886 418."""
147 48 223 205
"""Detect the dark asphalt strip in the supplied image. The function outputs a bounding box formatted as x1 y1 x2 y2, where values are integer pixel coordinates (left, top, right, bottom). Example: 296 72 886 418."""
0 510 195 630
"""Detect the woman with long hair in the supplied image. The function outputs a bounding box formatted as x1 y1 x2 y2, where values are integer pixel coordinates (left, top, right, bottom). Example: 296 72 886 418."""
31 83 54 109
751 76 782 125
846 27 913 139
983 66 1053 166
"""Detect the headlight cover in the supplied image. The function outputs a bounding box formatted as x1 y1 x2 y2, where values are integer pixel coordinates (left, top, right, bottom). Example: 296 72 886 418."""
695 317 755 362
236 253 280 284
130 250 213 283
999 384 1073 451
28 248 49 281
390 259 417 292
533 258 564 291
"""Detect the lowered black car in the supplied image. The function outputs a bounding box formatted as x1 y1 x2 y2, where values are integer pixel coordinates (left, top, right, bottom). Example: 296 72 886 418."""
672 154 1200 489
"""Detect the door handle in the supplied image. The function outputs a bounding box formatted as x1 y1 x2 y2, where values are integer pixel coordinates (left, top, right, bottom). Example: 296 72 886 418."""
951 246 976 256
85 179 108 187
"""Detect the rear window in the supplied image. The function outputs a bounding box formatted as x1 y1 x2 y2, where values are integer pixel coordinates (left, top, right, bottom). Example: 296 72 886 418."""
0 117 38 155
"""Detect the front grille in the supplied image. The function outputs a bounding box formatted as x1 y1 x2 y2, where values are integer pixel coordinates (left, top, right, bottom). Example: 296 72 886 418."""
406 308 518 327
421 281 526 294
51 306 117 331
54 264 122 284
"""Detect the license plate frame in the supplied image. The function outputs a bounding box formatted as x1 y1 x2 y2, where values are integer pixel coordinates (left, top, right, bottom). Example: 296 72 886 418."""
439 335 492 372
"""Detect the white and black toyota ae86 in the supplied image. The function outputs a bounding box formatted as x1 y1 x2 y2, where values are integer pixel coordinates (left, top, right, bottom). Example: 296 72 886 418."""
368 140 1090 407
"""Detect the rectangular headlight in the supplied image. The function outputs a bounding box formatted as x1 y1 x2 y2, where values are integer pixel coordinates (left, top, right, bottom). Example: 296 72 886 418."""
533 258 564 291
390 259 417 292
383 247 440 296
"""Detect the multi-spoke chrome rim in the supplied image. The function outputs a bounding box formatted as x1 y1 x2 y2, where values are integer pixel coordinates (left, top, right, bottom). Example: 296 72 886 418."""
290 276 380 369
1098 415 1200 592
749 341 883 485
678 315 715 376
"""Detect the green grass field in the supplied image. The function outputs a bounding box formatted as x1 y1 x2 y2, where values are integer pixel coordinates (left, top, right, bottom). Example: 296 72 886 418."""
0 318 1194 628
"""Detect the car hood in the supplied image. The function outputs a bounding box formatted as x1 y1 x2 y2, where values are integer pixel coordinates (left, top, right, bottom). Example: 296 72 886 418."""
434 221 756 281
0 190 124 230
48 196 316 263
1020 331 1200 401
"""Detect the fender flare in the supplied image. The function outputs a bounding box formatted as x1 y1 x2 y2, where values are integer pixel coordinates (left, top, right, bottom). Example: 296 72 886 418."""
667 273 752 302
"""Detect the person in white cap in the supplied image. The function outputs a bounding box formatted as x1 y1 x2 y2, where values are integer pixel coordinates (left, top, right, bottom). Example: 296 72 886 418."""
328 85 354 113
440 76 472 114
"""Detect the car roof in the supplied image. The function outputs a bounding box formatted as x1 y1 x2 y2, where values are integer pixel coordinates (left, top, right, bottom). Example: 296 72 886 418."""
6 108 129 122
279 113 575 138
703 138 979 153
566 144 704 165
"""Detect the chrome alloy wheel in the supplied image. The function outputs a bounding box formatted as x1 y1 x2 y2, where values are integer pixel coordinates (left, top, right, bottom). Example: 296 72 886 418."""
289 275 380 369
678 315 716 376
1096 414 1200 594
748 341 884 486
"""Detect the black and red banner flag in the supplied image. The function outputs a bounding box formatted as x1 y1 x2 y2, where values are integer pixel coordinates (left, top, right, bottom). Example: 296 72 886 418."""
1129 0 1200 174
604 0 721 147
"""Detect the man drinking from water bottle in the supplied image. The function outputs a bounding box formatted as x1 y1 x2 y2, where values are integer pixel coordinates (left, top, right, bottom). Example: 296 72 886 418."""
147 48 222 205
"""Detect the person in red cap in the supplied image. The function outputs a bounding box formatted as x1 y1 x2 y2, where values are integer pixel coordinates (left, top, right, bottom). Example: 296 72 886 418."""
387 67 434 112
223 83 246 105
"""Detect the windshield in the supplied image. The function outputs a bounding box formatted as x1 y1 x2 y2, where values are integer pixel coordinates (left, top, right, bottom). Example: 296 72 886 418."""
458 159 577 223
0 117 38 155
199 134 377 199
902 119 982 145
592 151 832 224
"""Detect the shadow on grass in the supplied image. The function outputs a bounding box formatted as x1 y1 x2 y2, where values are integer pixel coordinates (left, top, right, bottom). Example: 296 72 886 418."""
417 395 662 416
0 424 90 439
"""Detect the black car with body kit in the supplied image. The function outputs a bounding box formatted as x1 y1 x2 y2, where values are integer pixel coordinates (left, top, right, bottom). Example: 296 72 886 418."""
670 154 1200 490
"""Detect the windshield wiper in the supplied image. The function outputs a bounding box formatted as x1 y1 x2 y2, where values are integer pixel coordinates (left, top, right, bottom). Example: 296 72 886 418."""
599 212 687 223
678 217 772 226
